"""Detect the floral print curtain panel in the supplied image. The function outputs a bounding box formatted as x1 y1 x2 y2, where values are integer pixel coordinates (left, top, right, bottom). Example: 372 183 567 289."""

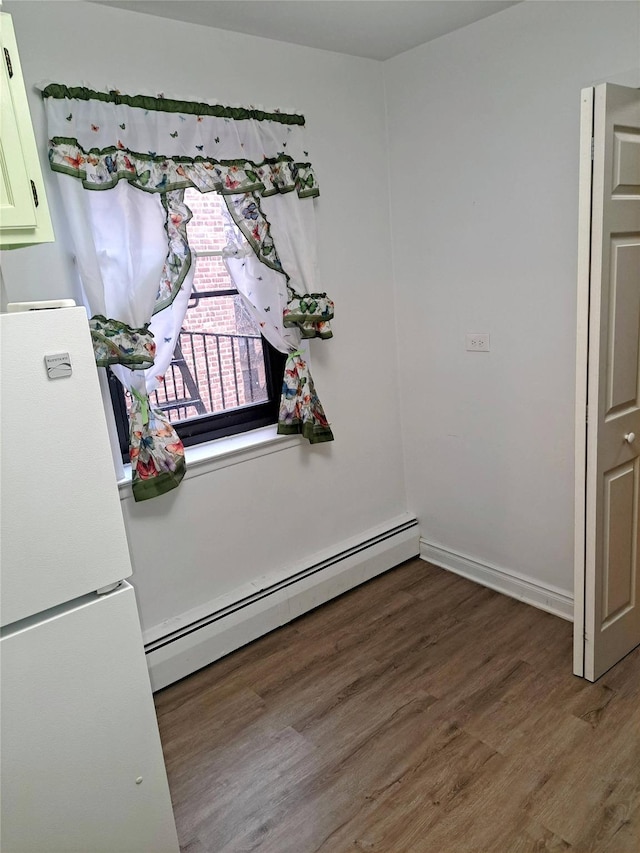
42 84 334 500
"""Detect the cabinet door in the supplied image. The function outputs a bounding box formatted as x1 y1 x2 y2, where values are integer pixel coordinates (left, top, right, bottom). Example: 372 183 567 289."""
0 13 54 248
0 34 37 229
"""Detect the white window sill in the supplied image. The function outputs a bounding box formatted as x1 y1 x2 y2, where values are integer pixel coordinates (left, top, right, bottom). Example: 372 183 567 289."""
117 425 302 499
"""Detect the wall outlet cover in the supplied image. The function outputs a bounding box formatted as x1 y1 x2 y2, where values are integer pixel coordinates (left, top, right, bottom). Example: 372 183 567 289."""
466 333 490 352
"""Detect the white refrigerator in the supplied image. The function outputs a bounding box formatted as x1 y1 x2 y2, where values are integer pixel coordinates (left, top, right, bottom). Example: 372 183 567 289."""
0 306 180 853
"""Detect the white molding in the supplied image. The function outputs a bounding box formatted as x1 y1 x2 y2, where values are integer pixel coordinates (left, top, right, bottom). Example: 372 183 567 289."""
573 86 595 677
116 343 313 498
145 514 420 691
118 426 302 499
420 539 573 622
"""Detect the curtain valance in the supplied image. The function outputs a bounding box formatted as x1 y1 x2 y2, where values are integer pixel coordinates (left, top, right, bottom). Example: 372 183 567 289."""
42 83 318 191
42 84 334 501
48 142 318 199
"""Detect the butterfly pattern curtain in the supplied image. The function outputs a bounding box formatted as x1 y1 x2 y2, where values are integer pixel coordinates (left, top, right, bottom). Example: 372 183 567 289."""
42 84 334 500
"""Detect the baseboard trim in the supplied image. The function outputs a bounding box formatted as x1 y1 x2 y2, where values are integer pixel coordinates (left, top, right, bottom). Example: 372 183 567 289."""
420 539 573 622
146 515 420 691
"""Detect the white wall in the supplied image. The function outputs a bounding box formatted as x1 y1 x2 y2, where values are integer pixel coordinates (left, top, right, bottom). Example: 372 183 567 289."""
384 0 640 594
2 0 408 634
5 0 638 639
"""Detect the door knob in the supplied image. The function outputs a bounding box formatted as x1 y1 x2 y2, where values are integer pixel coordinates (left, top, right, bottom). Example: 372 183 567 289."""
625 432 636 443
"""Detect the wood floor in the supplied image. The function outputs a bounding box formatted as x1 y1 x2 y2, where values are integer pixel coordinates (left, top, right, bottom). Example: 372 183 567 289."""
154 558 640 852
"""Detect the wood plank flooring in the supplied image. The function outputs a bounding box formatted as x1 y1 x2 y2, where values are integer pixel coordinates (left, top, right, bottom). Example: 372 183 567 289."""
154 558 640 852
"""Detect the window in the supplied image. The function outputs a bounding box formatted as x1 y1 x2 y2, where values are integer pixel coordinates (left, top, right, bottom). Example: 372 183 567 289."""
109 189 285 459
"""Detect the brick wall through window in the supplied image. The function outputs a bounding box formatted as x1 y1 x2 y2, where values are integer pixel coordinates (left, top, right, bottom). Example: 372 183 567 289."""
149 190 268 422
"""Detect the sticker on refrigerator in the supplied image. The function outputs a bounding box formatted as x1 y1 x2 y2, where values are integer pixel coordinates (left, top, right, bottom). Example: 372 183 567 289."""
44 353 72 379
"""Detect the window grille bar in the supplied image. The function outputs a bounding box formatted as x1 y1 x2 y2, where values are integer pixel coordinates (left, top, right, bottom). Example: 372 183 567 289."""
230 337 240 407
186 334 198 405
189 288 237 306
143 330 265 423
247 339 254 399
215 334 226 410
203 333 213 412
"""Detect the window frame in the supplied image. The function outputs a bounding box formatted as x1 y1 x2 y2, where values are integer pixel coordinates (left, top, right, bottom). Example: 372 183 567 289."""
108 244 285 462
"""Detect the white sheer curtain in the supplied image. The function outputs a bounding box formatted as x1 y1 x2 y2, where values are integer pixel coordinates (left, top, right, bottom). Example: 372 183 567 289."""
221 196 333 441
53 175 193 500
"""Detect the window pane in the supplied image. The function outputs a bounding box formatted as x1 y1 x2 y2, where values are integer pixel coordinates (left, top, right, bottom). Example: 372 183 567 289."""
191 254 236 292
185 188 227 253
120 187 274 434
151 294 268 423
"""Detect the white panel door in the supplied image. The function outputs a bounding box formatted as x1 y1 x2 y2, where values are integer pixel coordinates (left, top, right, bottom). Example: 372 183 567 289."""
0 583 179 853
575 83 640 681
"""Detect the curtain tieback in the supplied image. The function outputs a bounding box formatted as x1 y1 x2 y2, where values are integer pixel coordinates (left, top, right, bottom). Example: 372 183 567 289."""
89 315 156 369
131 387 149 426
283 294 334 340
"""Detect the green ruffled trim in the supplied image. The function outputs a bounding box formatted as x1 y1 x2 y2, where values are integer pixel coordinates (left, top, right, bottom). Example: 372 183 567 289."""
283 313 333 325
223 192 285 278
50 138 309 169
91 315 150 335
277 421 334 444
132 457 186 502
298 328 334 340
48 139 319 199
42 84 306 126
283 313 333 324
156 191 192 314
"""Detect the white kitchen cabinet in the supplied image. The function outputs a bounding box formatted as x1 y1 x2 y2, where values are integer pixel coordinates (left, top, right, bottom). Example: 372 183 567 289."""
0 12 54 248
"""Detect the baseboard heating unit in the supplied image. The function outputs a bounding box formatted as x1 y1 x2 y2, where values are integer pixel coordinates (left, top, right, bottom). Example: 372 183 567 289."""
144 514 419 691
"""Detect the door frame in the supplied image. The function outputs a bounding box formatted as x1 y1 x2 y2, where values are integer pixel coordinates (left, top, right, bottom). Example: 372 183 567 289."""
573 86 595 678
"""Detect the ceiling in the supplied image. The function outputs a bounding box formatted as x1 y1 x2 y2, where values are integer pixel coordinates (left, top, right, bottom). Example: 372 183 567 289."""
89 1 521 61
